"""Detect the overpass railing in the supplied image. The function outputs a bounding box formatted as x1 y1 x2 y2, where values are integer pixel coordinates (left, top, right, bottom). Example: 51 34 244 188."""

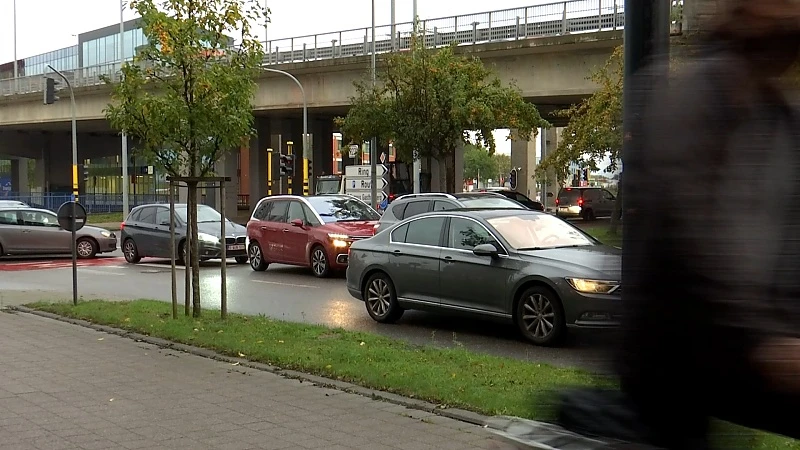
0 0 623 98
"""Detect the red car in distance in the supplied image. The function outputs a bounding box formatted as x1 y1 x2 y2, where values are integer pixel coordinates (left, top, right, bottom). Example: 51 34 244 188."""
246 195 380 277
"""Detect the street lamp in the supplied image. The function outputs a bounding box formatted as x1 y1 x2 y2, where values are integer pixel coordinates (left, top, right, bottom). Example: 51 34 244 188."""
261 67 310 183
120 0 130 219
13 0 18 93
370 0 378 209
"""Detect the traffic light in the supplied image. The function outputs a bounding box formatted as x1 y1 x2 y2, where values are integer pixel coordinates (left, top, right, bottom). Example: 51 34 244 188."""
83 166 90 182
44 77 59 105
509 169 518 190
279 154 294 176
582 168 589 182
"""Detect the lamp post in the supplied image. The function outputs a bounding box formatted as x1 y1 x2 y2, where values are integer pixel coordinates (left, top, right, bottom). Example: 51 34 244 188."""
412 0 422 193
120 0 130 219
370 0 377 209
13 0 18 93
261 67 309 184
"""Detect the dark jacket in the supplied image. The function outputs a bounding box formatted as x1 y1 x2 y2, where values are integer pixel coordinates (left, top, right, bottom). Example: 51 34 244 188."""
618 44 800 447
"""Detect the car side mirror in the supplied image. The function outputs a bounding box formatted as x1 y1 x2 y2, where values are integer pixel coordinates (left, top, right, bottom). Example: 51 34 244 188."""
290 218 305 228
472 243 499 258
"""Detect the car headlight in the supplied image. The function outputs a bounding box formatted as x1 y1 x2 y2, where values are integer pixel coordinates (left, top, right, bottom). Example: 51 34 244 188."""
328 233 350 248
100 231 112 238
198 232 219 243
566 278 620 295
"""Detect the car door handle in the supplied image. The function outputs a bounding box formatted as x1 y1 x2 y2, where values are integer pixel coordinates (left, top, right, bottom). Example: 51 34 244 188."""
282 228 289 232
442 256 454 263
392 249 403 256
21 229 32 233
260 226 268 230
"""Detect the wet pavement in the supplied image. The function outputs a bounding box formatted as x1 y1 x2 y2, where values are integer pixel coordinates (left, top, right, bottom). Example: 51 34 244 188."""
0 251 618 372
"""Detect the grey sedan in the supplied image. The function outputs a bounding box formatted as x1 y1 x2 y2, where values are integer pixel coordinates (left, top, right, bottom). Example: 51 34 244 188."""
0 206 117 258
346 209 621 346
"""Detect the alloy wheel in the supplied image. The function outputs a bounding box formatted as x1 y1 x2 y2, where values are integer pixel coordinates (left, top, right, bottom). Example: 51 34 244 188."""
249 245 262 268
311 248 327 276
521 293 556 339
76 240 94 258
366 278 391 317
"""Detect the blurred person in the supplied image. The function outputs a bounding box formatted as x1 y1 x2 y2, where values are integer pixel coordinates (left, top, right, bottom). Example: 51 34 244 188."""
617 0 800 448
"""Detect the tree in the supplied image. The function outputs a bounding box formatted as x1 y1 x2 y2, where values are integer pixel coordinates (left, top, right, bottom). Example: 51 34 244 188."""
493 153 512 180
105 0 265 317
463 144 497 183
336 35 547 193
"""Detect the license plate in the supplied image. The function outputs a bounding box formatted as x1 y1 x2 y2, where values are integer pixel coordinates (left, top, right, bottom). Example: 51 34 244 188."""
226 244 245 251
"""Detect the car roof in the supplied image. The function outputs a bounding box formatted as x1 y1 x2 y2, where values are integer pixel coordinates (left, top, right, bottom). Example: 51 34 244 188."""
451 192 504 198
0 206 51 213
422 208 544 219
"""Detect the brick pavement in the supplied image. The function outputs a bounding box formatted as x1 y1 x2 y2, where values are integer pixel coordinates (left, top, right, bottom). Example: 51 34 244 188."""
0 311 502 450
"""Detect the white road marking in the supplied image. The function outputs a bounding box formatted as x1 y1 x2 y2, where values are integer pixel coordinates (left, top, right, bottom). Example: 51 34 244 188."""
251 279 319 289
135 263 186 270
78 268 126 276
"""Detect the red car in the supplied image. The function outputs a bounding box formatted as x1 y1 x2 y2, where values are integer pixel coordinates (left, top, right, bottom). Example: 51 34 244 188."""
246 195 380 277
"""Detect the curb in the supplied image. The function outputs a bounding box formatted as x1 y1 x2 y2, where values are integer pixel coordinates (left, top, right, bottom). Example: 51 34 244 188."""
8 305 490 428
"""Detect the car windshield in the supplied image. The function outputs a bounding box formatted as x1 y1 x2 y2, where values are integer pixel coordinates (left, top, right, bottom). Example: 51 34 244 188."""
487 214 595 250
457 196 525 209
306 197 380 223
175 204 223 223
315 178 341 194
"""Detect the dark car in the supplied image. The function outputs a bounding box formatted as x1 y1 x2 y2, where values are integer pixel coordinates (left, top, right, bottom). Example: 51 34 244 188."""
373 192 526 234
120 203 248 265
480 188 544 211
555 187 617 220
246 195 379 277
346 209 621 346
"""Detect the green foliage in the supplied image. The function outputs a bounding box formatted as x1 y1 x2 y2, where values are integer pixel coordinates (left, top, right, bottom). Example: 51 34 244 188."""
494 152 512 177
104 0 266 178
336 35 548 192
463 144 497 181
537 46 623 185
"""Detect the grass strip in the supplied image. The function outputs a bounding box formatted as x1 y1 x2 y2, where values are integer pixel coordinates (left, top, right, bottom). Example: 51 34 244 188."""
87 212 124 224
27 300 798 449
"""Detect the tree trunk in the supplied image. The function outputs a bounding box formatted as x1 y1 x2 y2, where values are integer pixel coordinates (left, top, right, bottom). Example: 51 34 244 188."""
188 184 202 317
437 156 446 193
609 172 623 236
445 152 456 193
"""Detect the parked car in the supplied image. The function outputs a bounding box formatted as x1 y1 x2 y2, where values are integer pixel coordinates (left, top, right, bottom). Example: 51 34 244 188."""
120 203 248 265
246 194 379 277
479 188 545 211
0 200 30 208
0 206 117 258
373 192 526 234
346 209 621 346
555 187 617 220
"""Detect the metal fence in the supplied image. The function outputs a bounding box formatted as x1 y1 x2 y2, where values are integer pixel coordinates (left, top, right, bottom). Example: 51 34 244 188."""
0 0 623 97
2 193 169 214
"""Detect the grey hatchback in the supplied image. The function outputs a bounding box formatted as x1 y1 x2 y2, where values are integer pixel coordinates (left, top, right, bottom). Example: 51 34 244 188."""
374 192 526 234
120 203 249 265
346 209 621 346
0 206 117 258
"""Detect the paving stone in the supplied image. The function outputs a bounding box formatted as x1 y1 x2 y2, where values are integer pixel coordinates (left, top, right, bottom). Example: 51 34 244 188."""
0 312 499 449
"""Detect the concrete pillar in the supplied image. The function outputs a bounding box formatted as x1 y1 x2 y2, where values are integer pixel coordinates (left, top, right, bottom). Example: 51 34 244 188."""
10 158 29 195
211 150 240 217
249 116 271 210
510 129 537 197
682 0 719 35
454 141 465 193
311 118 334 177
33 158 46 194
540 127 561 211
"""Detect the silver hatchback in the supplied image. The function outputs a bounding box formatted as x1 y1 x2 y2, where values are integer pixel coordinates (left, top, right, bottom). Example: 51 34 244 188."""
0 206 117 258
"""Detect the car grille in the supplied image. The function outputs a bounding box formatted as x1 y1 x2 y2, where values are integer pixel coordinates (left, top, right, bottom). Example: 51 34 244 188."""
225 237 246 245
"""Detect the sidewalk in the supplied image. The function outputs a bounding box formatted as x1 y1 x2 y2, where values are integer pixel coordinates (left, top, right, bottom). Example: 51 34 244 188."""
0 311 499 450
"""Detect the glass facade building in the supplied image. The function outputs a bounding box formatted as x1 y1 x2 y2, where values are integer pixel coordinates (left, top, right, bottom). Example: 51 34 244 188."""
81 26 147 67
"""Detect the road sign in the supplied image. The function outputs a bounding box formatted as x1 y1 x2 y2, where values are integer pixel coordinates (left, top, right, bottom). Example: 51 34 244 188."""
347 177 388 191
344 164 388 178
347 190 388 205
348 144 360 158
379 152 386 164
57 201 87 232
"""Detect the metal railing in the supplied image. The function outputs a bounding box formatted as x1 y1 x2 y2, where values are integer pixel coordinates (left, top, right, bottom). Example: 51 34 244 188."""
0 0 623 98
3 193 169 214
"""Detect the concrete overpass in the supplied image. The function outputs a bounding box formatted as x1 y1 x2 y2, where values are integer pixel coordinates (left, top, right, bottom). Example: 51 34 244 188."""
0 0 624 208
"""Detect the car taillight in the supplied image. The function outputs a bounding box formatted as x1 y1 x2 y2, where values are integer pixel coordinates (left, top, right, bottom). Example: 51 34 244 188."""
120 222 125 230
555 199 559 205
578 198 583 206
372 223 380 235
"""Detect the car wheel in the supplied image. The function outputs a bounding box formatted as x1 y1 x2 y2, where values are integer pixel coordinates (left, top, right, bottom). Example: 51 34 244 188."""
516 286 566 346
76 237 97 259
177 240 187 266
123 239 141 263
364 272 404 323
248 242 268 271
310 245 330 278
235 256 249 264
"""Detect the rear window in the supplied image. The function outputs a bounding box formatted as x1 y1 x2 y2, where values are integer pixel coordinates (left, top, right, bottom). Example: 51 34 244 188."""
558 189 581 204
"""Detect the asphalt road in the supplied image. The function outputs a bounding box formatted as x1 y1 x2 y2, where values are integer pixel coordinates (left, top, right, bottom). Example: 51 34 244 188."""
0 218 620 373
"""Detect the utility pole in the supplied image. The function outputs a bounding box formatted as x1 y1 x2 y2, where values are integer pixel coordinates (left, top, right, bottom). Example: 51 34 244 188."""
391 0 396 50
621 1 670 275
370 0 378 209
120 0 130 219
411 0 421 193
13 0 18 93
